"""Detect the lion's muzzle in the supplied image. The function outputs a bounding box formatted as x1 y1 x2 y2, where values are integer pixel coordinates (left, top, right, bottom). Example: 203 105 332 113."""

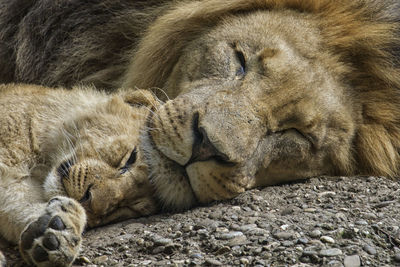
146 87 264 208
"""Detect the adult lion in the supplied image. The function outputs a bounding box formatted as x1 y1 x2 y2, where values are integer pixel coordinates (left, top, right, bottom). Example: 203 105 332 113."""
0 1 399 210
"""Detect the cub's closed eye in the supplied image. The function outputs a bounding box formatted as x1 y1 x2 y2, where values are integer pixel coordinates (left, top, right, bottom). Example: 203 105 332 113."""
57 159 74 178
120 147 137 174
79 184 93 204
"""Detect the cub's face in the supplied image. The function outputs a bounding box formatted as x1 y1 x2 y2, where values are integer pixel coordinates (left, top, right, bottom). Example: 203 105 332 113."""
44 91 159 227
142 11 359 209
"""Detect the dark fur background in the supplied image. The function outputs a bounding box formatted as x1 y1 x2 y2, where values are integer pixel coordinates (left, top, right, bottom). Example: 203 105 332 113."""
0 0 399 90
0 0 169 89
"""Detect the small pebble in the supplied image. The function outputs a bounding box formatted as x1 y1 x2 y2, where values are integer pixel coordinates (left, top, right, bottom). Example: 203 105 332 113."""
394 253 400 262
280 224 289 230
282 241 295 247
304 208 317 213
152 246 165 254
344 255 361 267
319 248 343 257
363 213 378 220
240 258 250 265
190 253 203 259
298 237 309 245
228 235 248 246
310 230 322 238
273 231 293 240
183 225 193 232
295 246 304 252
205 258 223 266
318 191 336 197
303 247 319 256
215 246 231 255
239 224 257 232
321 236 335 244
219 231 244 240
327 260 344 267
363 245 377 255
153 237 173 246
355 220 368 226
93 255 108 264
281 208 294 216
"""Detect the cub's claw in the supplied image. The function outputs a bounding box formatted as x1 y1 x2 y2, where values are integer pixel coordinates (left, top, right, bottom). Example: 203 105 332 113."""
19 196 86 267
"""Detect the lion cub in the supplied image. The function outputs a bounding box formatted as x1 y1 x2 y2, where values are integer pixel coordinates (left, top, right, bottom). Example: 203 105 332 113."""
0 84 159 267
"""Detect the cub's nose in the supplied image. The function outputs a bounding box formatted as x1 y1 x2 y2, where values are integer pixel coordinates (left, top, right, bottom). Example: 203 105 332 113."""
186 113 231 166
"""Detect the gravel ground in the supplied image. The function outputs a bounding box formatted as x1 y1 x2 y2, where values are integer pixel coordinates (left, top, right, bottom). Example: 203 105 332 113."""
3 176 400 266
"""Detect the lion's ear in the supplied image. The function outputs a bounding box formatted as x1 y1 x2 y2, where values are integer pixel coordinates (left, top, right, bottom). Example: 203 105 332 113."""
119 89 159 108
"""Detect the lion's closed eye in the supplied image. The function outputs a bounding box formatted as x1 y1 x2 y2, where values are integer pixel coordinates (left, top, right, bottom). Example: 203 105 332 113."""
235 50 246 77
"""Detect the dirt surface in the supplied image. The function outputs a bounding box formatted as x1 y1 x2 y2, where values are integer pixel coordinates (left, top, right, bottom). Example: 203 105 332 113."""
3 176 400 266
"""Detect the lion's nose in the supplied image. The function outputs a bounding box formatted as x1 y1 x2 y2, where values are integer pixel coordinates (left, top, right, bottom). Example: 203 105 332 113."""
186 113 231 166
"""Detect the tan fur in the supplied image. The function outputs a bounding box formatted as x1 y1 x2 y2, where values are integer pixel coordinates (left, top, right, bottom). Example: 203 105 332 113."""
0 84 158 266
121 0 400 209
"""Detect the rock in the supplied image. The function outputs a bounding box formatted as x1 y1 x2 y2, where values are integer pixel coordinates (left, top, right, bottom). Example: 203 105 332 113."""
216 246 231 255
197 229 209 239
240 258 250 265
247 228 269 236
303 247 319 256
281 208 294 216
206 258 223 266
228 235 248 246
219 231 244 240
239 224 257 232
298 237 309 245
318 191 336 197
321 236 335 244
319 248 343 257
363 245 377 255
327 260 344 267
280 224 289 230
152 236 173 246
363 213 378 220
282 241 295 247
93 255 108 264
304 208 317 213
355 220 368 226
136 238 145 246
309 230 322 238
152 246 165 254
190 253 203 259
344 255 361 267
182 225 194 232
394 253 400 262
273 231 293 240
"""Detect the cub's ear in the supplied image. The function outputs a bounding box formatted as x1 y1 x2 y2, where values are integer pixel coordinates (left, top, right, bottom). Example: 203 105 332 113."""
119 89 160 108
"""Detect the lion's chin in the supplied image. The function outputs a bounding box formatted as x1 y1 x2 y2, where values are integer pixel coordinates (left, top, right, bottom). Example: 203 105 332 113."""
140 131 198 211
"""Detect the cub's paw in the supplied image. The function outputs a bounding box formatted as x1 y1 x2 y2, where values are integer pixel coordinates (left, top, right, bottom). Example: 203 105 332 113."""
19 196 86 267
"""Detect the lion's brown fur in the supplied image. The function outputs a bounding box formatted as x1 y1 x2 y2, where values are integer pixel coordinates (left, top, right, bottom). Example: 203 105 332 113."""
126 0 400 178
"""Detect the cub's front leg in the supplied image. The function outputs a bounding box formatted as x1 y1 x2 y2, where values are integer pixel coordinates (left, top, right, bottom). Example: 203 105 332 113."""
19 196 86 267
